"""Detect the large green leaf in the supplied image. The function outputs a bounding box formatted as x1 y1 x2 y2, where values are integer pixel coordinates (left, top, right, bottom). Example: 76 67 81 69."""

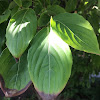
6 8 37 58
0 48 31 97
28 27 72 99
0 9 11 24
51 13 100 55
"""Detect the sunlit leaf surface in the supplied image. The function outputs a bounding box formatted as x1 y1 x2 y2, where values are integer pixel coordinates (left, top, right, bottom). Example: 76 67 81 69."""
51 13 100 55
6 8 37 58
28 27 72 99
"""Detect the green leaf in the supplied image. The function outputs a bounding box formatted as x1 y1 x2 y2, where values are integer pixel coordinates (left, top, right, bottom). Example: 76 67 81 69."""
38 11 50 27
9 1 18 10
14 0 22 7
0 1 9 14
28 27 72 99
34 0 43 15
47 5 66 15
6 8 37 58
22 0 32 8
11 6 19 17
38 5 66 27
98 0 100 8
65 0 77 12
51 13 100 55
8 1 19 17
0 48 31 91
0 9 11 24
88 9 99 34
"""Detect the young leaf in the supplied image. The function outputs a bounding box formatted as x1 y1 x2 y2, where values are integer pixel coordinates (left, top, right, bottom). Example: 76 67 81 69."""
14 0 22 7
0 9 11 24
28 27 72 99
51 13 100 55
0 48 31 97
6 8 37 58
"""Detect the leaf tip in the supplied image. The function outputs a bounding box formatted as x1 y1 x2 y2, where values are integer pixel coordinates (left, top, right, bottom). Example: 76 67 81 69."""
50 16 53 25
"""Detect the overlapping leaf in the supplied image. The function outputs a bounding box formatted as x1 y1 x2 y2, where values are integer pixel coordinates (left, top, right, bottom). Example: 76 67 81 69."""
51 13 100 55
38 5 66 27
0 0 9 14
22 0 32 8
6 8 37 58
14 0 22 7
28 27 72 99
65 0 77 12
0 9 11 24
0 48 31 97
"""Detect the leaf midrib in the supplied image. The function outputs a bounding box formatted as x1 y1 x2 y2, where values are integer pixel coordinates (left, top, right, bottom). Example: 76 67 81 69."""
48 32 51 94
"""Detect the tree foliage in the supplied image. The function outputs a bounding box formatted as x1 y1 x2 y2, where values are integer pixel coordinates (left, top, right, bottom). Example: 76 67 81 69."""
0 0 100 100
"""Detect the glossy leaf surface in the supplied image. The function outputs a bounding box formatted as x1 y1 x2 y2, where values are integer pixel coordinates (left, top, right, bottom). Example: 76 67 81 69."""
0 48 31 91
28 27 72 99
51 13 100 55
6 8 37 58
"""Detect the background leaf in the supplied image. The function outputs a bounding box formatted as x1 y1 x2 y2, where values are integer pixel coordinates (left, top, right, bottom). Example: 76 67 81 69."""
51 13 100 55
0 9 11 24
88 9 100 34
0 48 31 90
0 22 8 54
38 5 66 27
22 0 32 8
0 0 9 14
6 8 37 58
65 0 77 12
28 27 72 99
47 5 66 15
38 11 50 27
14 0 22 7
